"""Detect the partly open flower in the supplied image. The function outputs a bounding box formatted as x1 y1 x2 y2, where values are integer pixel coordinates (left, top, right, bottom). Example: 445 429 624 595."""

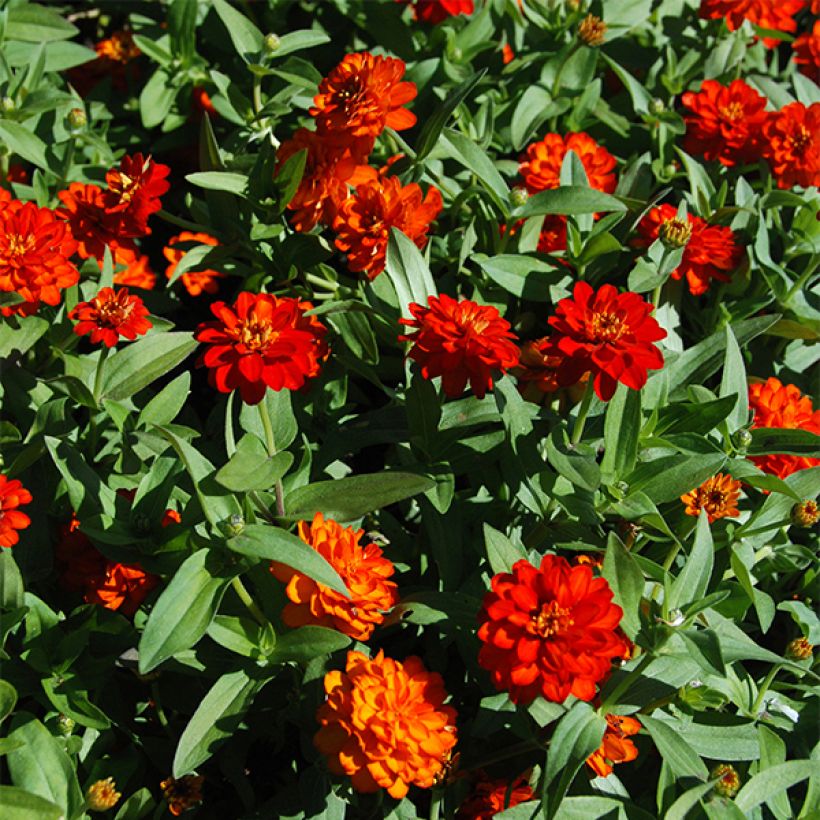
112 243 156 290
398 0 475 24
681 79 769 166
762 102 820 189
195 291 329 405
160 775 204 816
456 772 535 819
0 200 80 316
477 555 630 704
0 475 32 548
69 287 152 347
547 281 666 402
86 777 121 811
681 473 742 523
315 650 458 798
103 153 170 236
586 714 641 778
85 563 159 616
333 175 442 279
270 512 398 641
699 0 807 48
520 132 617 194
793 21 820 80
748 378 820 479
163 231 225 296
311 52 417 139
399 294 520 399
636 204 744 296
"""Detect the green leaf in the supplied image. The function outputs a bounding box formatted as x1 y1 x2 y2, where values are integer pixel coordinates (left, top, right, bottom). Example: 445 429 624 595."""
168 0 197 63
626 453 727 504
139 69 175 129
6 6 77 42
114 788 153 820
173 670 262 776
510 85 564 150
385 228 437 318
0 550 25 609
138 372 191 428
601 383 641 482
734 760 818 813
212 0 264 61
641 714 709 780
283 472 435 523
678 629 725 676
268 625 352 664
474 254 563 301
777 600 820 644
273 148 306 214
44 437 117 518
546 427 601 492
517 186 627 218
101 332 197 401
138 549 241 673
228 525 349 597
483 524 527 575
0 316 48 358
0 122 47 169
40 678 110 731
0 787 64 820
600 54 652 113
216 436 292 492
602 533 643 640
719 326 748 434
0 680 16 723
665 781 720 820
670 511 713 610
269 30 331 58
185 171 249 196
439 127 509 214
747 427 820 457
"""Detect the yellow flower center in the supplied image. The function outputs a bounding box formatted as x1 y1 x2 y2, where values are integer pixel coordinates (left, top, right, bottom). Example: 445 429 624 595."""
719 102 744 121
231 318 278 352
7 233 33 256
791 126 811 156
532 600 574 638
589 310 626 343
659 217 693 248
96 296 134 327
705 489 728 512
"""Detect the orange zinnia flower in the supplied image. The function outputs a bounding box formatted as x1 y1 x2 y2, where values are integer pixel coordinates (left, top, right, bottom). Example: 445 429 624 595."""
681 473 742 523
456 772 534 819
333 175 442 279
311 52 417 140
0 475 32 548
69 287 152 347
748 378 820 479
85 563 160 616
586 714 641 778
163 231 225 296
112 244 156 290
315 650 458 798
762 102 820 190
477 555 630 705
519 132 617 194
160 775 204 816
399 294 520 399
0 200 80 316
398 0 475 24
699 0 806 47
681 79 769 167
96 29 141 64
270 512 398 641
793 21 820 81
547 281 666 402
195 291 329 405
636 204 744 296
104 153 170 237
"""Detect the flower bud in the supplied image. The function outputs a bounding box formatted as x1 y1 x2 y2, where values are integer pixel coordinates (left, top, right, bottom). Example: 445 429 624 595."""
578 14 607 47
57 713 75 736
510 187 529 208
86 777 121 812
264 33 280 53
1 96 15 113
785 636 813 660
733 428 753 452
658 216 692 249
67 107 87 130
711 764 740 798
224 513 245 537
791 499 819 528
649 98 665 115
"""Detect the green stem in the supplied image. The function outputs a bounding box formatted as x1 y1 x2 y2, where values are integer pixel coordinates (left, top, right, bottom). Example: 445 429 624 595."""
783 256 818 305
92 346 109 405
231 576 272 630
156 209 210 233
570 379 595 445
252 74 263 117
751 665 781 717
429 787 443 820
258 399 285 517
651 281 663 310
465 739 542 771
601 652 653 711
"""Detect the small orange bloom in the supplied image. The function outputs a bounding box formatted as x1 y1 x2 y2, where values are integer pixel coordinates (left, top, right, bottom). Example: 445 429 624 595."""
793 21 820 81
311 52 417 139
85 777 121 811
96 29 141 64
699 0 806 48
711 764 741 798
456 772 535 819
0 475 32 548
270 512 398 641
315 650 458 799
763 102 820 189
160 775 204 816
520 132 617 195
681 473 741 523
191 86 217 117
104 153 170 237
333 175 442 279
163 231 225 296
502 43 515 64
112 244 156 290
398 0 475 24
85 563 159 616
786 636 813 659
69 287 152 347
748 378 820 479
586 714 641 778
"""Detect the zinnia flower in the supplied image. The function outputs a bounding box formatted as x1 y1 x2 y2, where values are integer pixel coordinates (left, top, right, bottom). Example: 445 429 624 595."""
398 0 475 24
103 153 170 237
311 52 417 139
793 21 820 81
195 291 329 405
0 475 32 548
96 29 141 65
711 764 741 798
160 776 204 816
586 714 641 778
69 287 153 347
477 555 630 704
547 281 666 402
112 244 156 290
762 102 820 189
456 772 535 819
315 650 458 798
270 512 398 641
681 79 769 166
748 378 820 479
519 132 617 194
0 200 80 315
57 182 127 261
635 204 744 296
699 0 807 47
85 563 159 615
333 175 442 279
163 231 225 296
681 473 742 522
398 294 520 399
85 777 121 812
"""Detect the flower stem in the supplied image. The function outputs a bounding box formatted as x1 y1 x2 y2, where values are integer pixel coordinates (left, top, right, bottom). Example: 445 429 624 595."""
750 664 781 717
92 346 109 406
231 576 272 630
252 74 263 117
156 209 210 233
601 652 653 712
257 398 285 516
570 379 595 445
429 786 443 820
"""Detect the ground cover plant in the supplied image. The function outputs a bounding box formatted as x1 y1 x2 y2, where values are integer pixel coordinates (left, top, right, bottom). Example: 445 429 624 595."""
0 0 818 817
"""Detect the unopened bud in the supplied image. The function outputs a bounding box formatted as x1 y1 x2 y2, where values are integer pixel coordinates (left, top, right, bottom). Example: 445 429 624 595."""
785 636 813 660
510 187 529 208
791 499 819 528
733 428 753 452
68 108 87 130
649 98 666 115
578 14 607 47
658 216 692 249
1 96 15 112
663 162 678 177
225 513 245 537
711 764 740 798
86 777 121 812
264 33 280 53
57 713 75 736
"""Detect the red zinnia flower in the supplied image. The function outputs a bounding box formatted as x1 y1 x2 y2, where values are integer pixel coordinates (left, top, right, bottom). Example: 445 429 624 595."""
0 200 80 315
547 281 666 402
699 0 807 48
104 153 170 237
163 231 225 296
311 52 417 139
681 79 769 166
195 291 329 405
112 244 156 290
520 132 617 195
56 182 122 261
477 555 630 704
398 0 475 24
160 776 204 817
398 294 520 399
333 175 442 279
0 475 32 548
586 714 641 778
69 287 152 347
762 102 820 189
793 21 820 81
748 378 820 479
636 204 744 296
456 772 535 819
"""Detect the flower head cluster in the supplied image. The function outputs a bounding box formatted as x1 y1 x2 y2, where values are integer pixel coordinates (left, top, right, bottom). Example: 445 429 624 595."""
547 281 666 402
315 650 458 798
477 555 630 704
69 287 152 347
163 231 225 297
398 0 475 24
681 474 742 523
160 775 204 816
399 294 520 398
762 102 820 189
270 512 398 641
195 291 329 405
456 772 535 819
586 714 641 778
636 204 744 296
0 475 32 548
748 378 820 479
699 0 807 48
794 21 820 80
